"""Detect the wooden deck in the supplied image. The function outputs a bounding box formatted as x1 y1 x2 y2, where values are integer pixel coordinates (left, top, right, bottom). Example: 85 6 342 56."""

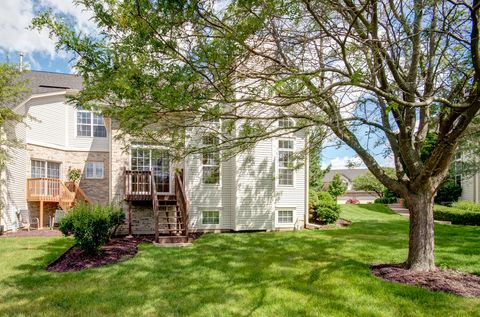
26 178 91 228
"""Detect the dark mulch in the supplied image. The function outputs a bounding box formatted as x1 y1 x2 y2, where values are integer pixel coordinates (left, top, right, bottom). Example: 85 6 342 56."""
309 218 352 228
46 237 148 272
371 263 480 297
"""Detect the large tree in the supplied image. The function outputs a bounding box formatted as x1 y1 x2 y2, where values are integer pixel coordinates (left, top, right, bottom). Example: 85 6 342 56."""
0 63 27 221
33 0 480 270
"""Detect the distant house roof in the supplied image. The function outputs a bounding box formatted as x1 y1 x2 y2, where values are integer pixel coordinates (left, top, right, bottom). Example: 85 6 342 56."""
22 70 82 95
324 168 369 183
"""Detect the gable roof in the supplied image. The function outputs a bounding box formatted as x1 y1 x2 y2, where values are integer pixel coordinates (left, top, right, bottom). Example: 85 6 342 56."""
22 70 82 95
324 168 369 183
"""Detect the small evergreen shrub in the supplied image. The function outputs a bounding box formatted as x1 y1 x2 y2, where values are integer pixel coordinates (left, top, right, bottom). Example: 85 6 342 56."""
314 192 340 224
434 205 480 226
451 201 480 213
374 197 397 204
434 177 462 204
316 206 340 224
59 203 125 255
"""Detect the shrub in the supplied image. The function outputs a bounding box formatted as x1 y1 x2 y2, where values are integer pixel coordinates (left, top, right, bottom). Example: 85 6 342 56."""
451 201 480 213
434 205 480 226
434 177 462 204
59 203 125 255
67 168 82 182
316 206 340 224
314 192 340 224
346 199 360 204
374 197 397 204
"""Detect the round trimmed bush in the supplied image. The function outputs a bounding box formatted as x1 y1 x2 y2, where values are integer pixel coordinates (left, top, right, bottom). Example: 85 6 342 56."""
59 203 125 255
316 206 340 224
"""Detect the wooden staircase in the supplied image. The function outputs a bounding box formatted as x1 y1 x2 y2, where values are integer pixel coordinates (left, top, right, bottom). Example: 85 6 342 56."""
152 172 189 244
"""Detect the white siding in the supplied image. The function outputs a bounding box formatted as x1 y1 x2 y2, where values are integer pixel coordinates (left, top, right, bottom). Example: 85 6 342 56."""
2 113 28 231
25 95 108 152
66 106 109 151
185 153 235 230
273 132 306 229
25 97 67 147
234 139 275 231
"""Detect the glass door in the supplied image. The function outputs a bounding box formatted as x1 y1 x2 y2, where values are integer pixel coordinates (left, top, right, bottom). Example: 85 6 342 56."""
131 147 172 194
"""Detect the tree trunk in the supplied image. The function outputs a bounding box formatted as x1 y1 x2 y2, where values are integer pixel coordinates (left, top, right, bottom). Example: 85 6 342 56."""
405 192 436 270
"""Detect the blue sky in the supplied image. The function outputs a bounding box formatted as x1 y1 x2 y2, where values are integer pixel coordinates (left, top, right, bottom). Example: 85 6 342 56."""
0 0 389 169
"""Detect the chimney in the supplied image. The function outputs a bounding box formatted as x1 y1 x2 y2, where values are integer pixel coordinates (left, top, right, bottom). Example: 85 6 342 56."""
19 51 24 71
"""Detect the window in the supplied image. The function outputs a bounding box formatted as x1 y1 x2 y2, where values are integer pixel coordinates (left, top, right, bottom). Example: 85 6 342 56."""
85 162 104 179
76 108 106 137
202 135 220 184
131 147 171 193
453 152 463 186
278 139 294 186
202 210 220 224
31 160 60 178
277 210 293 224
278 118 294 128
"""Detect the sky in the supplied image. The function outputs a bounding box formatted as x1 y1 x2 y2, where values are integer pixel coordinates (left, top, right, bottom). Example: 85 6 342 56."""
0 0 391 170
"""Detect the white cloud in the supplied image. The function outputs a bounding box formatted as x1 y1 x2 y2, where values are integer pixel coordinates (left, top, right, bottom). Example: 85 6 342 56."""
0 0 96 60
323 156 366 169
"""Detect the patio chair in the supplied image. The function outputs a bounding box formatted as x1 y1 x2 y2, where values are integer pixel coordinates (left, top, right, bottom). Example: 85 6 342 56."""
16 209 40 231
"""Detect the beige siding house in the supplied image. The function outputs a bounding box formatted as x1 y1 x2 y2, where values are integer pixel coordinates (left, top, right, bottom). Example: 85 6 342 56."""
0 71 308 237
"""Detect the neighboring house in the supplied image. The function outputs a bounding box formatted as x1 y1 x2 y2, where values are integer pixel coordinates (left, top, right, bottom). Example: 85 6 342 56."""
323 169 368 191
323 168 377 204
0 71 308 238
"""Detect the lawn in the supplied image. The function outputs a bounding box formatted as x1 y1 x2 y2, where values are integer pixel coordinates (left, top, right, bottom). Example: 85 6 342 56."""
0 204 479 317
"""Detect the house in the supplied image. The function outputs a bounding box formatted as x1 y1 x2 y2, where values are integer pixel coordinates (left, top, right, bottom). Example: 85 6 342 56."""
459 172 480 203
0 71 308 239
323 168 377 204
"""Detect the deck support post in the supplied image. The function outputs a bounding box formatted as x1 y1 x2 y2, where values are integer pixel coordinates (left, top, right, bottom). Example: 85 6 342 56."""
39 201 44 229
154 209 159 243
127 202 133 238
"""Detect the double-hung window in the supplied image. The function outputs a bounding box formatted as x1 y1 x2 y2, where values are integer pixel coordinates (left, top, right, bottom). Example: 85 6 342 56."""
202 135 220 184
85 162 104 179
278 139 294 186
278 118 294 128
76 108 107 137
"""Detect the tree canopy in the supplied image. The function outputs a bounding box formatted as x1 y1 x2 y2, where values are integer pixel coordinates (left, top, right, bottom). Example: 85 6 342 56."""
353 168 395 197
32 0 480 270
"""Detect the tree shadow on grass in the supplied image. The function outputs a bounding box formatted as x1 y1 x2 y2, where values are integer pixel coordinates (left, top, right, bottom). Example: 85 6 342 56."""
1 226 479 316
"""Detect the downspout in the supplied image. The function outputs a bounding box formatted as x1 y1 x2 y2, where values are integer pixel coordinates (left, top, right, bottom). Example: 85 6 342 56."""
304 132 310 228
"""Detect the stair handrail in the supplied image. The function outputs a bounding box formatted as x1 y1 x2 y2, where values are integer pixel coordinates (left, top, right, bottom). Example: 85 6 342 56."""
150 171 160 242
174 171 189 237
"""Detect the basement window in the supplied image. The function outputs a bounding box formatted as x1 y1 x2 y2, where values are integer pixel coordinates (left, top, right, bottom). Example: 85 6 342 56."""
85 162 104 179
202 210 220 225
277 210 294 224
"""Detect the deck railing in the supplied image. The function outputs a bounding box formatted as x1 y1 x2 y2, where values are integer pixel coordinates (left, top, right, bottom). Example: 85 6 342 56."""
27 178 64 202
125 170 152 200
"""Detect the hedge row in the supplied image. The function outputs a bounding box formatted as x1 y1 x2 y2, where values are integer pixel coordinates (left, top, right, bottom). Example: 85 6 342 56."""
434 205 480 226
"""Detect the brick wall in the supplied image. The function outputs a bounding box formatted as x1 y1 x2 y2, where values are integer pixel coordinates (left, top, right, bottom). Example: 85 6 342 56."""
27 144 110 203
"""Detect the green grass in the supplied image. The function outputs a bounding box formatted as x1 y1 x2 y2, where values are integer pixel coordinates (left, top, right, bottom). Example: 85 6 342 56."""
0 204 479 317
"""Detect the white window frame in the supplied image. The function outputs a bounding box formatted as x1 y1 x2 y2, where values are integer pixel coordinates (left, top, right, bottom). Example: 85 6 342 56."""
275 209 295 228
202 210 220 225
129 145 173 194
202 135 221 185
277 138 295 187
278 117 295 128
85 162 104 179
30 160 61 179
75 108 107 138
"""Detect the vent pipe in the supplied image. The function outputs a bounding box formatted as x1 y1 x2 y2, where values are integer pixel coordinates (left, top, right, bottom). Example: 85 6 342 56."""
19 52 24 71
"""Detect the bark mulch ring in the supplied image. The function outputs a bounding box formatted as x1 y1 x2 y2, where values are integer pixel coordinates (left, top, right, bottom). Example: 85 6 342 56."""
371 263 480 297
46 237 149 273
307 218 352 229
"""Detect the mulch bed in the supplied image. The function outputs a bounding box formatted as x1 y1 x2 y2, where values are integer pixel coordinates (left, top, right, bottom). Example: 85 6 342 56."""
371 263 480 297
308 218 352 228
1 229 62 238
46 237 148 273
